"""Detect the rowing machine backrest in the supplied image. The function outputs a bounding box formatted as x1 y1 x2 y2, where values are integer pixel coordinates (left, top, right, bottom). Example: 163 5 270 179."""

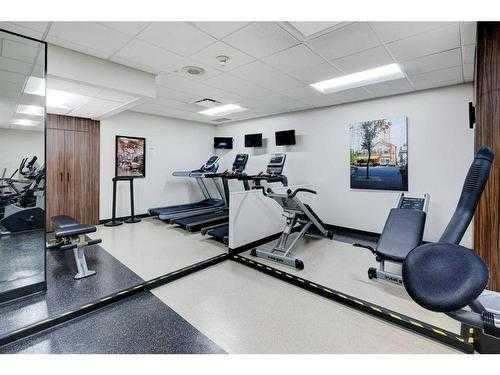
439 146 494 244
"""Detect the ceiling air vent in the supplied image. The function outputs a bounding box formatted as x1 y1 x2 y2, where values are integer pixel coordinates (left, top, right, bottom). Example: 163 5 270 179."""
212 117 232 123
193 98 221 108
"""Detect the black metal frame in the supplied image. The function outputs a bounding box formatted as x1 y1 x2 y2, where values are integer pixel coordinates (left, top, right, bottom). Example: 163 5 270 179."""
0 28 48 304
115 135 146 178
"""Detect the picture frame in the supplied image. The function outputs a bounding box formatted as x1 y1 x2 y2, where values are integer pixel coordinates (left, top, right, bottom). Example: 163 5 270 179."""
115 135 146 178
349 116 408 191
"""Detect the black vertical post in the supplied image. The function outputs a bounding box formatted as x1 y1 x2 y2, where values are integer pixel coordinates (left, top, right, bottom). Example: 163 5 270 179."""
104 177 123 227
125 178 141 224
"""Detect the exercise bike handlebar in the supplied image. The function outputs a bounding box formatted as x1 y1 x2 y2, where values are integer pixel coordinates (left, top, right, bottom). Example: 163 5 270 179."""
287 188 317 198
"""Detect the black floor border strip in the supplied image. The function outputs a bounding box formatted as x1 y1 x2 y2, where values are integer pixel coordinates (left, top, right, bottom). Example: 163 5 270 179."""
0 253 229 349
230 254 474 354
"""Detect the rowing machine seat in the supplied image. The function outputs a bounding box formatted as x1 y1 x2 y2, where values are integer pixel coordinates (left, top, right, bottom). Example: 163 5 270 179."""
403 242 489 312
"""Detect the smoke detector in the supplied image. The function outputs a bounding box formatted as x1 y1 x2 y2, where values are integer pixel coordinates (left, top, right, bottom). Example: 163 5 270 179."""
216 55 230 67
182 66 206 76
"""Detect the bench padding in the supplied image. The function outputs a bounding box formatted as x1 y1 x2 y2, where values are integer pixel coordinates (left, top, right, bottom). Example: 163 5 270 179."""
52 215 97 238
376 208 426 262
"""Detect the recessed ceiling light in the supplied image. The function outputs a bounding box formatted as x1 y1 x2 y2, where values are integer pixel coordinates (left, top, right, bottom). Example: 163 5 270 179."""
198 104 248 117
16 105 44 117
182 66 205 76
11 118 40 127
311 63 404 94
216 55 230 66
24 76 46 96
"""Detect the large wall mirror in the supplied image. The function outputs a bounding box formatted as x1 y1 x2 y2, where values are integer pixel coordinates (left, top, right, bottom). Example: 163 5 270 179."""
0 30 46 303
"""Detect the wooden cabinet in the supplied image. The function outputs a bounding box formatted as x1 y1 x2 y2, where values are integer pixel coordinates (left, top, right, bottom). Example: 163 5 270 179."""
46 114 100 229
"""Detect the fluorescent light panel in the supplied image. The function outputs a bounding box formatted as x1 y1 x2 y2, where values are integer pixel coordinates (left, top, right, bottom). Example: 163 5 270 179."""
311 63 404 94
24 76 46 96
17 105 44 116
11 118 40 127
199 104 248 117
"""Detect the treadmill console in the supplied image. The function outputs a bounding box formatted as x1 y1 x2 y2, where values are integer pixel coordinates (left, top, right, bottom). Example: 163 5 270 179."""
232 154 249 173
201 155 220 173
267 153 286 176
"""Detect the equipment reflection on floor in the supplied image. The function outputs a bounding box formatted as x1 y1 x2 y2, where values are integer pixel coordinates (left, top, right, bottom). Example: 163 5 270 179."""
0 218 464 353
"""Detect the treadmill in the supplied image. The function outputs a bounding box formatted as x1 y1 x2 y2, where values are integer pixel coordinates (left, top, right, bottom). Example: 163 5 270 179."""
172 154 249 232
148 156 225 220
202 153 287 244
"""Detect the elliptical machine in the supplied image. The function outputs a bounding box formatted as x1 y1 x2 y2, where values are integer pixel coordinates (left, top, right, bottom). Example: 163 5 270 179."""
239 154 333 270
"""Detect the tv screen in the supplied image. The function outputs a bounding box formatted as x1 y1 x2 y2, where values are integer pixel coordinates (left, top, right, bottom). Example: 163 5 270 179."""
275 130 296 146
245 133 263 147
214 137 233 149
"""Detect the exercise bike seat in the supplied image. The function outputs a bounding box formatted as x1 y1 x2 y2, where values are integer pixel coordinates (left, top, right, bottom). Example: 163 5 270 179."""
402 242 489 312
376 208 426 262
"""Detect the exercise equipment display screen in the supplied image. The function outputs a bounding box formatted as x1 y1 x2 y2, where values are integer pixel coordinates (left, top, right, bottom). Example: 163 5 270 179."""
275 130 296 146
245 133 263 147
214 137 233 149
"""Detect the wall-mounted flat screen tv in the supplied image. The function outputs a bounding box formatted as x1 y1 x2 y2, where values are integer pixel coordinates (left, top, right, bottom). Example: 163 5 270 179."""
275 130 296 146
214 137 233 149
245 133 263 147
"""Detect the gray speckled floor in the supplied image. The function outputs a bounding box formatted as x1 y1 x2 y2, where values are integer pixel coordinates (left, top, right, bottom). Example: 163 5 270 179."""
0 291 225 354
0 230 45 296
0 241 143 336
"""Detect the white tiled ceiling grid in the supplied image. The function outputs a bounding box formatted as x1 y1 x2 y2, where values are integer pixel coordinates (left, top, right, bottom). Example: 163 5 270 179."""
0 21 476 124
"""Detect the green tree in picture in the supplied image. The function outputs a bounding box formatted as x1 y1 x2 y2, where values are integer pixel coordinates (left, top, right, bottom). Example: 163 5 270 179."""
360 119 390 179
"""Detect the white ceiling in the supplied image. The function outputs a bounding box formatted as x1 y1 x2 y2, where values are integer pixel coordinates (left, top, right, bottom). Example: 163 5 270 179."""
0 21 476 125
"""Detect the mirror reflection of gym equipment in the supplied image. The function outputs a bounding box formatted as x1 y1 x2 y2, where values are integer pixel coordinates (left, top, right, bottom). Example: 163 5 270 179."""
0 21 500 357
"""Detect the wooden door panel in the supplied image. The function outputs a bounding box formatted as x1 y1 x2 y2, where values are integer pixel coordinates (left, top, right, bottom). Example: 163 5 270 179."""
46 128 66 230
71 131 92 225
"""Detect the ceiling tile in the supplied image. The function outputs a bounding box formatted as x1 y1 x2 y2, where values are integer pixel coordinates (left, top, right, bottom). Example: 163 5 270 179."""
280 85 324 100
190 41 255 72
48 35 111 60
0 56 32 75
460 22 477 45
157 73 242 103
262 44 325 74
48 22 132 58
410 66 462 90
137 22 216 56
203 72 272 99
287 22 345 38
223 22 299 59
112 39 186 73
386 24 460 62
192 22 250 39
286 61 343 84
71 97 124 118
0 69 26 85
2 39 39 64
403 48 461 76
308 23 380 61
98 22 150 36
230 60 302 92
370 22 453 43
156 85 198 102
0 22 49 40
307 87 373 107
463 64 474 82
365 78 414 97
332 46 394 74
462 44 475 65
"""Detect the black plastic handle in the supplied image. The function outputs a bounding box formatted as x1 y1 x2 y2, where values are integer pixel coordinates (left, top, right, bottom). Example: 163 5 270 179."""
288 188 317 198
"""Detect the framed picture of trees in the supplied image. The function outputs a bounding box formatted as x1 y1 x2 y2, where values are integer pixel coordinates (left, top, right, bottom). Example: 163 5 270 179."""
349 117 408 191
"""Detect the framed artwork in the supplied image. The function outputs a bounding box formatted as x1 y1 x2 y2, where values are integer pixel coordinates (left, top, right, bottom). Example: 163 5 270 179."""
115 135 146 178
349 116 408 191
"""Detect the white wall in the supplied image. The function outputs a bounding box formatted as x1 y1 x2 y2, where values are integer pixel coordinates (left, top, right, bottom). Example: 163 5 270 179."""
0 129 44 174
215 84 475 245
99 111 216 219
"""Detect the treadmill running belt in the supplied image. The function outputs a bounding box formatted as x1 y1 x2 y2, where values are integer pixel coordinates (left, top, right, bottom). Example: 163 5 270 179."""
207 225 229 243
174 212 228 232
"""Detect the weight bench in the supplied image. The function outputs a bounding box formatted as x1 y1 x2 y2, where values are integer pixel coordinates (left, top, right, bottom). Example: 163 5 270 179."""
354 193 429 285
46 215 102 279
